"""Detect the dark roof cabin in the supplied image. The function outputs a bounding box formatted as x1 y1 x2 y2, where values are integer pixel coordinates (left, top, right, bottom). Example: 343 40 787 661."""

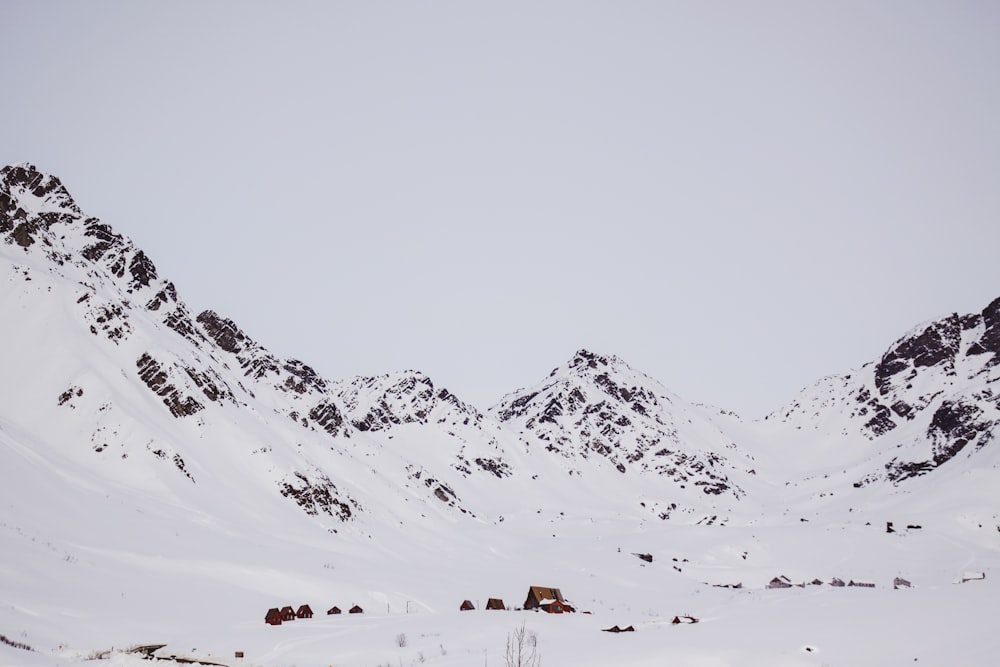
460 600 475 611
296 604 313 619
830 577 846 587
327 606 342 615
893 577 912 589
279 606 296 621
265 608 282 625
766 576 793 589
349 604 364 614
524 586 574 613
486 598 506 610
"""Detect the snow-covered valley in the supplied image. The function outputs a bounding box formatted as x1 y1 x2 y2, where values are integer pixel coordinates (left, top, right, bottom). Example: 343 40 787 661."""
2 163 999 666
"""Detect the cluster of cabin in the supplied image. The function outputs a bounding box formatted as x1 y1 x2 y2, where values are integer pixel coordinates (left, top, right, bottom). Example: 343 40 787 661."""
764 575 912 590
266 586 576 625
265 604 363 625
459 586 576 614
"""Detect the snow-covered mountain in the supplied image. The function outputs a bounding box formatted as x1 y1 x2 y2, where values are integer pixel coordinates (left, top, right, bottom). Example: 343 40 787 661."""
768 299 1000 487
2 163 999 666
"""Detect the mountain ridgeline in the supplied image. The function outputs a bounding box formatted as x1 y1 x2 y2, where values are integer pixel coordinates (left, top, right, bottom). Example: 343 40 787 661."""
2 162 999 530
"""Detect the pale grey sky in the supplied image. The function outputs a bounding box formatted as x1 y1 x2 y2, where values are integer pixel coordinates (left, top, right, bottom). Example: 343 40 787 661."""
4 1 999 417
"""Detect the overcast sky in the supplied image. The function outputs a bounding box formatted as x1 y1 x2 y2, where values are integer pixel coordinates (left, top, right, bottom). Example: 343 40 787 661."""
4 1 999 417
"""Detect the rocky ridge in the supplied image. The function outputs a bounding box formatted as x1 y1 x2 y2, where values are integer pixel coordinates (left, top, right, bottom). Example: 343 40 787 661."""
3 162 999 529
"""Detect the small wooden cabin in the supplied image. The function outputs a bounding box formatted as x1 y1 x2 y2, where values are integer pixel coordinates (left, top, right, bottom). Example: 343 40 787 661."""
893 577 912 589
265 608 282 625
848 580 875 588
349 604 364 614
542 600 573 613
524 586 573 612
485 598 506 610
603 624 635 632
830 577 846 587
296 604 313 619
766 576 792 589
460 600 475 611
279 606 296 621
327 606 342 615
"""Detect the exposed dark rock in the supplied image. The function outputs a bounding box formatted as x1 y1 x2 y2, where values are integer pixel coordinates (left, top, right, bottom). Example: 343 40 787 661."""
863 404 897 438
128 250 157 290
474 457 512 478
11 221 39 247
81 221 124 264
308 401 348 437
968 297 1000 364
163 306 204 345
197 310 244 354
282 359 327 394
183 365 235 404
145 282 178 311
57 386 84 407
928 399 989 465
279 471 355 520
136 353 205 418
875 316 960 396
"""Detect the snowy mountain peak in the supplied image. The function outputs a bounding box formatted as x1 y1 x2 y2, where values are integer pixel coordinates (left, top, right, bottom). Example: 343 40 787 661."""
1 162 81 220
492 349 755 517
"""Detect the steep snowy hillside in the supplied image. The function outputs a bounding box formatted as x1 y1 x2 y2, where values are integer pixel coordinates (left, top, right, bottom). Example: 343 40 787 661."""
767 299 1000 488
0 163 537 528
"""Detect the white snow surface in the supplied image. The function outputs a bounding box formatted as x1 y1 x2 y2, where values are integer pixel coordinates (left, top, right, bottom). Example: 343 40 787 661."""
1 164 999 666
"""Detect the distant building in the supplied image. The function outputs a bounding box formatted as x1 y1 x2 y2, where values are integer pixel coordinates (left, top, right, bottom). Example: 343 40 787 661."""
279 606 296 621
327 606 342 615
265 608 282 625
893 577 912 589
848 580 875 588
830 578 846 587
486 598 506 610
766 576 793 589
296 604 313 619
349 604 364 614
460 600 475 611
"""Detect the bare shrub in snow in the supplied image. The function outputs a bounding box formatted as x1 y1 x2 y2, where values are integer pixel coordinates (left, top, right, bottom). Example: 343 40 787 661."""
396 632 407 647
505 621 540 667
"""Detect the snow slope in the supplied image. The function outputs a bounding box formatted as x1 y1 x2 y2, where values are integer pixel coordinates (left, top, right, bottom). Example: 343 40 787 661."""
2 163 999 666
